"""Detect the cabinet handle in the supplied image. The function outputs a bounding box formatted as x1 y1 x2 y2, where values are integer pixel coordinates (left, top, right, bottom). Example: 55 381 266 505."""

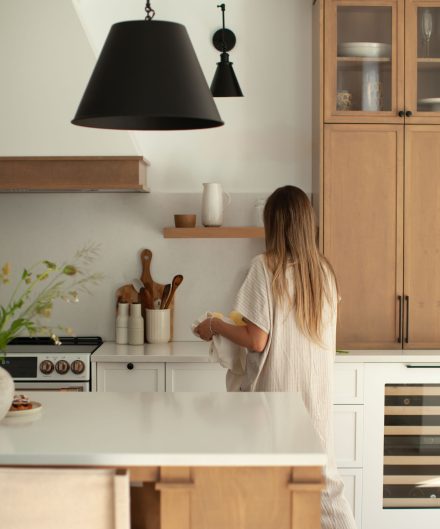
406 364 440 368
406 110 413 117
127 363 134 370
397 295 403 343
405 295 410 343
398 110 405 118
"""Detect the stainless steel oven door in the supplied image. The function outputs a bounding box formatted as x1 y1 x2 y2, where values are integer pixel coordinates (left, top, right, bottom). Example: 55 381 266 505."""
364 363 440 529
14 381 89 392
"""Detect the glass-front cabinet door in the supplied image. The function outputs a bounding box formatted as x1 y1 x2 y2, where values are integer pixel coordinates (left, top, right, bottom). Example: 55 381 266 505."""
406 0 440 123
325 0 404 123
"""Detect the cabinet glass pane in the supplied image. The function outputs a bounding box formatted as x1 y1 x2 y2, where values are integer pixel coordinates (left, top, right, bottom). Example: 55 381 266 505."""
417 8 440 112
383 384 440 508
337 6 392 112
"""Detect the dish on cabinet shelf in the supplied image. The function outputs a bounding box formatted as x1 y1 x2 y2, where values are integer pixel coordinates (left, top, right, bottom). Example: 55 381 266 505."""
418 97 440 111
338 42 391 58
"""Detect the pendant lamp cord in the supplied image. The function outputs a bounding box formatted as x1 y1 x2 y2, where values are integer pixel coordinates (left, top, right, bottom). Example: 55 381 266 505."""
145 0 155 21
217 3 226 53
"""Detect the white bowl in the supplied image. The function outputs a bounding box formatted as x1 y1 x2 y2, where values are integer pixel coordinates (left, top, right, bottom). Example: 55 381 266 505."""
418 98 440 111
338 42 391 58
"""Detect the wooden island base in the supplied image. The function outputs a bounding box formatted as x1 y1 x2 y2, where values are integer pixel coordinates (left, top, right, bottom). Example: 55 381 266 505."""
128 466 324 529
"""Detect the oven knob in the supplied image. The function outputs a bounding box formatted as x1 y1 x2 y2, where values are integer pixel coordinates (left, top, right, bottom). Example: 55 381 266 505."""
40 360 54 375
55 360 70 375
71 360 85 375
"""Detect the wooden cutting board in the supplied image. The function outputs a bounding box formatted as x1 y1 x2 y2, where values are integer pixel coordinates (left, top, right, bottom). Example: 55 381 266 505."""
116 249 175 341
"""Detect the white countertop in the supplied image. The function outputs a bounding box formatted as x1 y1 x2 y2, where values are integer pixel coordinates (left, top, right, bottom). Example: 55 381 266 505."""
92 341 213 363
0 392 326 467
92 341 440 363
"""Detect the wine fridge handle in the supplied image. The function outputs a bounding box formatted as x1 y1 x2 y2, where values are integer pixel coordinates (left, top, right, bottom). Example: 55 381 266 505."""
405 295 410 343
397 295 403 343
406 364 440 368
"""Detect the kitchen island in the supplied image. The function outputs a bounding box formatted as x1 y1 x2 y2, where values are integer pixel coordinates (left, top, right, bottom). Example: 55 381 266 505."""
0 391 325 529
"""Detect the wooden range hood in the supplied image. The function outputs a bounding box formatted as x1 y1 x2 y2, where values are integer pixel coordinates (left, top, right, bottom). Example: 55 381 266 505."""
0 156 149 192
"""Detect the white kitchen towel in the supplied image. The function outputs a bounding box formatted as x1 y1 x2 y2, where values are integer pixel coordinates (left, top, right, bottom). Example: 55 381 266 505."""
192 312 247 391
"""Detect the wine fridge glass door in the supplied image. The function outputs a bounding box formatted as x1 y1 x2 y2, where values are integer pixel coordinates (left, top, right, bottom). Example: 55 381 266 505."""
364 363 440 529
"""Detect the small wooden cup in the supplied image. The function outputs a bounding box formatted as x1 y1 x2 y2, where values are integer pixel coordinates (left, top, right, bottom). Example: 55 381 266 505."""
174 214 196 228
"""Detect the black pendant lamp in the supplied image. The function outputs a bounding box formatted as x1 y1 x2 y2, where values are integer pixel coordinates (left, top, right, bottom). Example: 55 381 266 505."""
72 1 224 130
210 3 243 98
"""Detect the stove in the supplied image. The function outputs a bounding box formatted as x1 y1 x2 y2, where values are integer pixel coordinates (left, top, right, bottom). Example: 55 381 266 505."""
2 336 103 392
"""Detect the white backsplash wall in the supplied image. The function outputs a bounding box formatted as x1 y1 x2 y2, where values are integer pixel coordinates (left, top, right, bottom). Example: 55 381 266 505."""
0 193 265 340
0 0 312 341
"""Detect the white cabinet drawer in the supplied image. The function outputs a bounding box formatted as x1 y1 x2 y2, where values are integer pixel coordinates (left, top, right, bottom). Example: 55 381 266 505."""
339 468 362 529
334 405 363 467
166 362 227 392
96 362 165 392
333 364 364 404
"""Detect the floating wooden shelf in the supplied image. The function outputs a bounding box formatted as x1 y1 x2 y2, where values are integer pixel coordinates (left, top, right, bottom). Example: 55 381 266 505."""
0 156 150 192
163 227 265 239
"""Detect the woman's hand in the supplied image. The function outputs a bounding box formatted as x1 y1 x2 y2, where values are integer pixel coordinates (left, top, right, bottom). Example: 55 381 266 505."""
195 318 215 341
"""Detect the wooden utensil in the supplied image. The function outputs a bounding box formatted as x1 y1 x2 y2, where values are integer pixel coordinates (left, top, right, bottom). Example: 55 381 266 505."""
140 249 154 297
164 275 184 309
160 284 171 309
140 287 154 312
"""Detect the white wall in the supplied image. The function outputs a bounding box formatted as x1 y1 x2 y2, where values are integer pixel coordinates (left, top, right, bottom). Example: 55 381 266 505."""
0 0 312 341
72 0 312 193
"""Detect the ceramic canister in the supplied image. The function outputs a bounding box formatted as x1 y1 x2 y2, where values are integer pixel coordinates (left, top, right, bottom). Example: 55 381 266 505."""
0 366 14 420
146 309 171 344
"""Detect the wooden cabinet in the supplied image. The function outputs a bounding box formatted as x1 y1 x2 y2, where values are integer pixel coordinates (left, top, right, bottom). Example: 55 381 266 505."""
324 124 404 348
324 0 404 123
95 362 165 392
323 0 440 124
405 0 440 124
315 0 440 348
404 126 440 347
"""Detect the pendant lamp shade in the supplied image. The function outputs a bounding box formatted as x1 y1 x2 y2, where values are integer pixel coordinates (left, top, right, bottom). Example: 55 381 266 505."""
210 52 243 97
72 20 224 130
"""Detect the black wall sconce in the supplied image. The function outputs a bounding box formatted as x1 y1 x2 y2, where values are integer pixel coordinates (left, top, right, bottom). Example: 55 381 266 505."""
210 4 243 98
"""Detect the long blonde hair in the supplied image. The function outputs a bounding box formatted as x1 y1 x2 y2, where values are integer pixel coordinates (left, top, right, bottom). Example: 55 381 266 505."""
263 186 337 343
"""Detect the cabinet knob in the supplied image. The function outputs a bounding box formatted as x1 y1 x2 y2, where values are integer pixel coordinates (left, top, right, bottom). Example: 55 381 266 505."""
406 110 413 117
127 363 134 370
398 110 405 118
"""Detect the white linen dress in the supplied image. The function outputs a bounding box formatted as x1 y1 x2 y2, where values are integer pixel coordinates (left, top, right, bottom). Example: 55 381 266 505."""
234 254 357 529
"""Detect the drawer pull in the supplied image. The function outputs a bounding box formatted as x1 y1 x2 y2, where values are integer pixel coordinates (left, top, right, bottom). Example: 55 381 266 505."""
405 364 440 368
155 481 195 491
127 363 134 370
287 481 324 492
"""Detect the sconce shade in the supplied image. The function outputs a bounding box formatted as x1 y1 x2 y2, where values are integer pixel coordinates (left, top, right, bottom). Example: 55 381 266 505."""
210 52 243 97
72 20 224 130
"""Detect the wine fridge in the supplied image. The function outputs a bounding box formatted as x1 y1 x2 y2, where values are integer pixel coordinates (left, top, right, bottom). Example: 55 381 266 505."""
364 363 440 529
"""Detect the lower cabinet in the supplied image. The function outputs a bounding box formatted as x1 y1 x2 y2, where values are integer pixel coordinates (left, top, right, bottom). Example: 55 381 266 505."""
333 405 363 468
95 362 165 392
339 468 363 529
165 362 227 392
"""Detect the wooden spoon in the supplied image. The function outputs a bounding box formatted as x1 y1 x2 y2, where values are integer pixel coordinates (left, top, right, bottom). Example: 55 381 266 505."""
160 284 171 309
164 275 184 309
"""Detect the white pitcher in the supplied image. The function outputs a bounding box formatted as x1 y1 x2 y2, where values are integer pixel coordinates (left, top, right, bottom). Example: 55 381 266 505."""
201 183 231 227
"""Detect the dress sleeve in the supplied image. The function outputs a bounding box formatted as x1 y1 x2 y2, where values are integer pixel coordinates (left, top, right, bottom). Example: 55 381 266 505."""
234 255 271 334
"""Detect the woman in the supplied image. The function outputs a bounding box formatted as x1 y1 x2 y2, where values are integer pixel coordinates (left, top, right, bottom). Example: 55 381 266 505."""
195 185 357 529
